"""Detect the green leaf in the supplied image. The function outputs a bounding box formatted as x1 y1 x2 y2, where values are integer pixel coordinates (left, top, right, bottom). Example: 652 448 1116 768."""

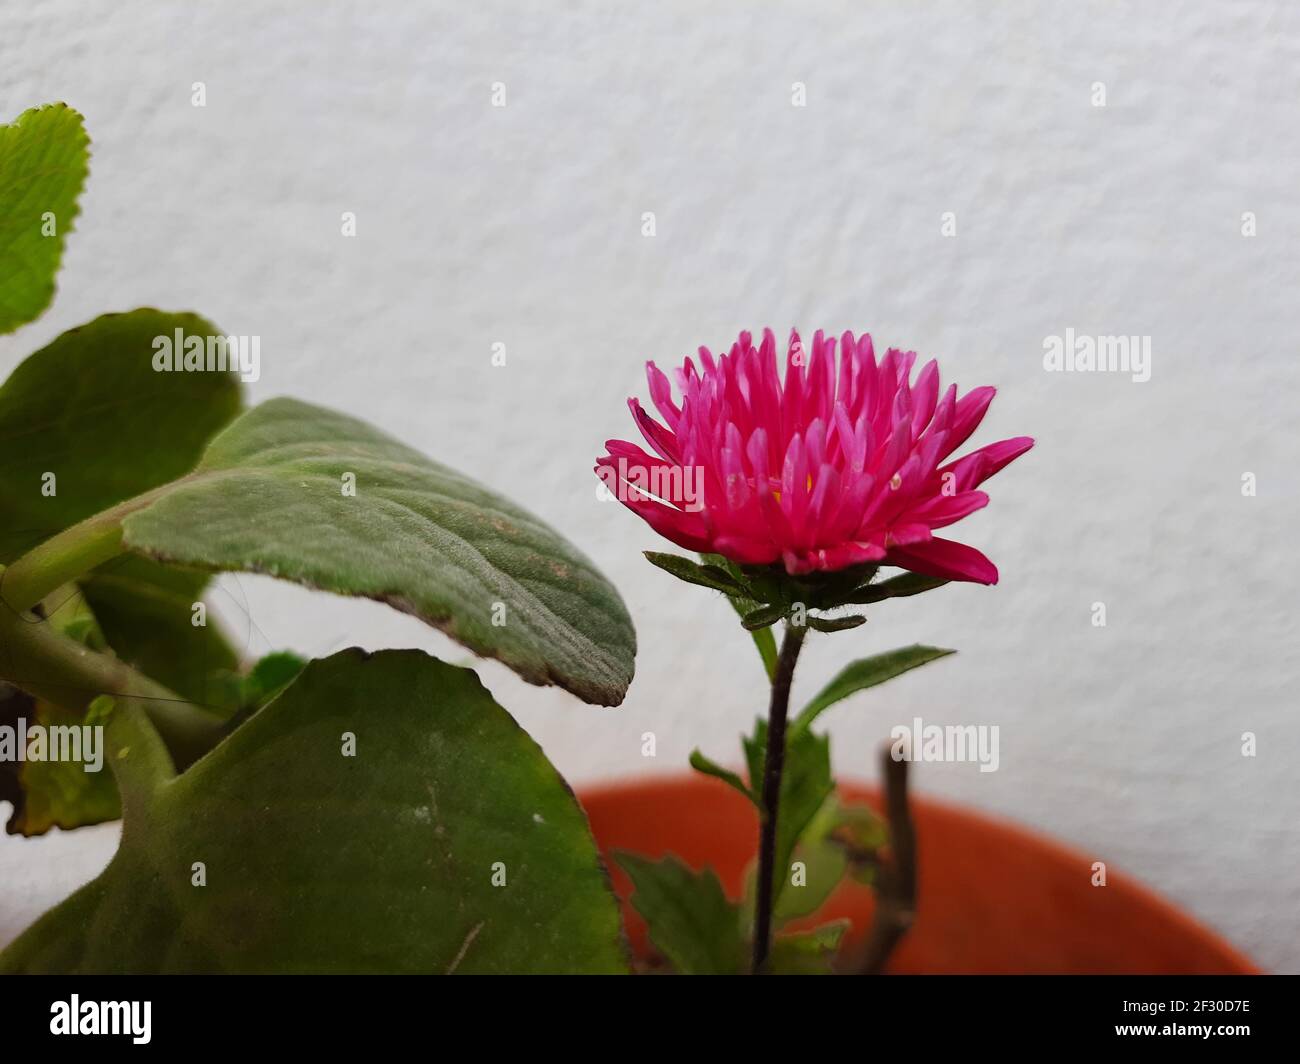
839 571 950 605
741 602 786 631
806 613 866 633
78 556 241 711
1 688 120 836
743 719 834 912
688 748 757 808
214 651 309 733
0 104 90 334
702 553 777 682
614 852 744 975
8 569 253 833
0 308 245 750
0 309 242 561
0 649 628 973
116 398 635 705
236 650 305 708
761 798 886 926
823 801 889 886
791 644 956 735
768 797 849 924
643 551 745 595
745 621 779 681
768 920 850 974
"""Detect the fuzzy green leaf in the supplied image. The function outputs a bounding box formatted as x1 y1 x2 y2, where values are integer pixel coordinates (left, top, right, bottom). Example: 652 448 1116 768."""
117 398 636 706
838 571 950 605
806 613 866 633
0 309 242 561
0 649 628 973
740 602 786 631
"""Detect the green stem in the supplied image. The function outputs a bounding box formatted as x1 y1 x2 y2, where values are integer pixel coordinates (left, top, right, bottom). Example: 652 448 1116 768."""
750 620 807 974
0 489 164 614
0 597 223 768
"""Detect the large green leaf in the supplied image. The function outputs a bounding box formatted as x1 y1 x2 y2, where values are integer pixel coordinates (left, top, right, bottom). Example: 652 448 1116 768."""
0 309 242 561
0 649 628 973
119 398 636 705
0 104 89 335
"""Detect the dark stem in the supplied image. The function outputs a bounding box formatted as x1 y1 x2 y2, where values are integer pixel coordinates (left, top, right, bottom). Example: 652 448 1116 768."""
750 621 807 975
855 746 918 974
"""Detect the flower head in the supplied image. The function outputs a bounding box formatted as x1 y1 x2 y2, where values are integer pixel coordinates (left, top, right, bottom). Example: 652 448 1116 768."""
596 329 1032 584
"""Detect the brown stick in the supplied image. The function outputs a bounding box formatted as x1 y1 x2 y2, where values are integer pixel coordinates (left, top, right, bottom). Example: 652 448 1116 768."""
854 746 917 974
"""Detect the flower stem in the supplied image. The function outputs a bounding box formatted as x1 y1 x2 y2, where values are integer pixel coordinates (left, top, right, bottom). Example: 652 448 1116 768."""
751 620 807 974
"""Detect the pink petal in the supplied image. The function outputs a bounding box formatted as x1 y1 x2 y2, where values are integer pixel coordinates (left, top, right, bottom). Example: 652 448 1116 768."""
885 537 999 584
901 489 990 529
940 436 1035 492
629 398 683 464
646 361 681 425
942 386 996 458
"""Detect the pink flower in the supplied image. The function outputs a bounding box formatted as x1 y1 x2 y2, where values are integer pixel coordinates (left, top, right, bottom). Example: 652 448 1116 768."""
596 329 1032 584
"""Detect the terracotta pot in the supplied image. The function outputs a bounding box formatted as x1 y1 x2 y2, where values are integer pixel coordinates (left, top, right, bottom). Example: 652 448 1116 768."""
579 774 1258 974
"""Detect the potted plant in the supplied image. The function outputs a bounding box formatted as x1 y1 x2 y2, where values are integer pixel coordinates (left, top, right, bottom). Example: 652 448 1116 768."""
0 103 1255 975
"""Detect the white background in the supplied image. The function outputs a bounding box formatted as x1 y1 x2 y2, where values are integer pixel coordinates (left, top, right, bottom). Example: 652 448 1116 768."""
2 1 1297 971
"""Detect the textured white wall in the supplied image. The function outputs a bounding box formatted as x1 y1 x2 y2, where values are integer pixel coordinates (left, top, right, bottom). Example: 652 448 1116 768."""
2 1 1297 971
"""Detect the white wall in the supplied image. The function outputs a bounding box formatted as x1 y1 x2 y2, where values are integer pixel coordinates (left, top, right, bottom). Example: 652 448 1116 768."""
2 1 1297 971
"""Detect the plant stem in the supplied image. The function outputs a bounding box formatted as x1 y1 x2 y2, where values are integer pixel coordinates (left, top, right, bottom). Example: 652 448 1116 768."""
0 596 223 768
751 620 807 974
0 489 164 614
